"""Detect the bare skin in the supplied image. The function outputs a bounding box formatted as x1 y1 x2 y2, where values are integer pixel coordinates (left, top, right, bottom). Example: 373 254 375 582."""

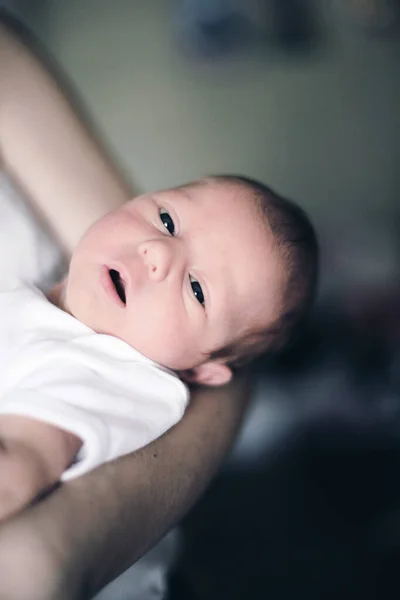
0 16 251 598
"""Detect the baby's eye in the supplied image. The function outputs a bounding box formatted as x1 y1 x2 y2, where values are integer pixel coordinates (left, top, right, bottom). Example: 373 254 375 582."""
189 275 205 307
159 209 175 236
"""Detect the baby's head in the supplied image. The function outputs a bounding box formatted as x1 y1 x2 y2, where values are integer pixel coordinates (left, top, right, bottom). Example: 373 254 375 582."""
58 175 318 385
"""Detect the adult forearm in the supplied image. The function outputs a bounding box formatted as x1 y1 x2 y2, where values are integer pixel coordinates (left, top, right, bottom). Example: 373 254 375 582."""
0 375 251 600
0 19 133 255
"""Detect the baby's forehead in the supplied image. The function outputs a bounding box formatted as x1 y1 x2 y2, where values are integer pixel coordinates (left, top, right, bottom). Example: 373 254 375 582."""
166 180 272 249
182 177 254 199
176 179 263 219
183 184 280 326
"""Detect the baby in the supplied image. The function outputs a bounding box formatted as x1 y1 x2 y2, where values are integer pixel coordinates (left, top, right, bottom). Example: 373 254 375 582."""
0 174 318 520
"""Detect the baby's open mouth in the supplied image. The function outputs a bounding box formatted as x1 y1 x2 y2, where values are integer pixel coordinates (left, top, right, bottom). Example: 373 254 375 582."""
109 269 126 304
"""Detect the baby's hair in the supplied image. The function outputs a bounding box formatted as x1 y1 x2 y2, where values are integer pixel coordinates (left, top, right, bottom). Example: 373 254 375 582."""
200 174 319 369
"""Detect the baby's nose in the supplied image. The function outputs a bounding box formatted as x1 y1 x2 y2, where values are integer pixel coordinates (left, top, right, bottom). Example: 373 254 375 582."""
139 240 173 282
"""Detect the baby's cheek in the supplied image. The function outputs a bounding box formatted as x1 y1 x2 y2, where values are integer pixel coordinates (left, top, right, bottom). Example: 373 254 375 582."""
146 322 191 367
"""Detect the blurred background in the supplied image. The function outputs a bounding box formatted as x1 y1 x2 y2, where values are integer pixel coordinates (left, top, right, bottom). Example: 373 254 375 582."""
1 1 400 599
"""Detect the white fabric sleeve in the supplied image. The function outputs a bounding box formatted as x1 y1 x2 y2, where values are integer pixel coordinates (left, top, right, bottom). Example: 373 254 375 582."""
0 361 186 480
0 388 110 480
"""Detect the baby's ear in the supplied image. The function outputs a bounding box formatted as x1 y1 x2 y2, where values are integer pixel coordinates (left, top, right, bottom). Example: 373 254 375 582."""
180 361 232 387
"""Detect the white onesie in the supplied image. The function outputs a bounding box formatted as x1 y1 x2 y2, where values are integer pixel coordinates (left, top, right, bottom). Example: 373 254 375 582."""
0 283 188 480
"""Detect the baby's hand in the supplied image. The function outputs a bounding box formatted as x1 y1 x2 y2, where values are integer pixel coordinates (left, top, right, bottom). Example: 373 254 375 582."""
0 415 82 522
0 438 51 522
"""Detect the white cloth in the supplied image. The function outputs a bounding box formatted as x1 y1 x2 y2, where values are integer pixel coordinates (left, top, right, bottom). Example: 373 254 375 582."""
0 282 188 480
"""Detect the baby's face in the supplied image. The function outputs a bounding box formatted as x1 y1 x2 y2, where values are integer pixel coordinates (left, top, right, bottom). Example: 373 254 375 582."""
62 181 280 374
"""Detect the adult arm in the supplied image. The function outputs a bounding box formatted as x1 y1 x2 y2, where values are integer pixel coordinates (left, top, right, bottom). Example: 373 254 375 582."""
0 17 134 255
0 375 252 600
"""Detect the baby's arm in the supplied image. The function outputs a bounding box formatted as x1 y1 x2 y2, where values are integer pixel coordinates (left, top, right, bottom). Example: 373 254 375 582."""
0 19 133 256
0 415 81 521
